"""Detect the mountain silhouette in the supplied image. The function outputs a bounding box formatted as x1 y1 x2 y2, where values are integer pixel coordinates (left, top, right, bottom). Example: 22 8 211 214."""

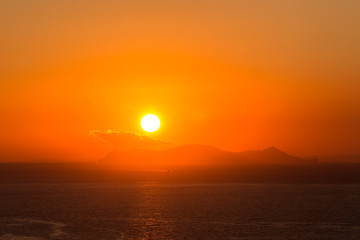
100 144 316 168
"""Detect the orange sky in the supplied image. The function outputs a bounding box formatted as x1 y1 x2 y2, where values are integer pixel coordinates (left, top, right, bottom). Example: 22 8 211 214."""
1 0 360 161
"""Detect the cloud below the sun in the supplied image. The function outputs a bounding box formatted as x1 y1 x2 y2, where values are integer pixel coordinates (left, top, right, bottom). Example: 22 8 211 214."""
89 130 173 150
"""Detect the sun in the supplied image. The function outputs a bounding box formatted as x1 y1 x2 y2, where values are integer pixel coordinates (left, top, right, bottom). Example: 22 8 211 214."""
141 114 160 132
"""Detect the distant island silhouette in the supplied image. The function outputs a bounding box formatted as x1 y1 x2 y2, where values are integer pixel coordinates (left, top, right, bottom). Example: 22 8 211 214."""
100 144 317 167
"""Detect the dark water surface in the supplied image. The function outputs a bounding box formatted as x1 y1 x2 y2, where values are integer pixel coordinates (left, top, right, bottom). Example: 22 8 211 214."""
1 183 360 239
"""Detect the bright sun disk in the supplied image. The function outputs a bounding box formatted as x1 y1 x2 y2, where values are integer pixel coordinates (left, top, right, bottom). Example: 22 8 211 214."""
141 114 160 132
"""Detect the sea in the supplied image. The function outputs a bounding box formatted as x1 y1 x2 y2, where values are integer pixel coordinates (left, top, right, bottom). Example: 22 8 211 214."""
1 182 360 240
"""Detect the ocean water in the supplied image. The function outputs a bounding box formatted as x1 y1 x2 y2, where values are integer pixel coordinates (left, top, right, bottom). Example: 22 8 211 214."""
0 183 360 240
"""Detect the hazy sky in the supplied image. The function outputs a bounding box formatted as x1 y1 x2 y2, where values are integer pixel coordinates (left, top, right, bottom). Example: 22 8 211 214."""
1 0 360 160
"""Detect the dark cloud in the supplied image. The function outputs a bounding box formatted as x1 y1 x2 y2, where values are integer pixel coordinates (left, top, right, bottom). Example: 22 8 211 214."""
89 130 172 150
